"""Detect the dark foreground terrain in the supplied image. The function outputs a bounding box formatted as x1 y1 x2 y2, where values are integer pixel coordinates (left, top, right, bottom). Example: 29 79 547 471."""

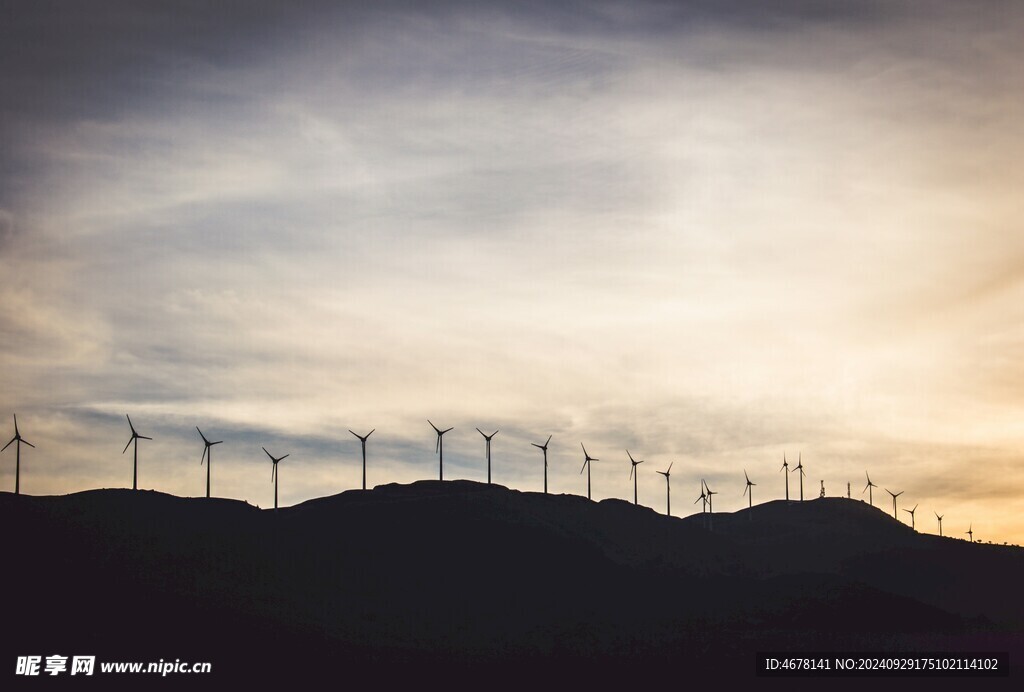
2 481 1022 686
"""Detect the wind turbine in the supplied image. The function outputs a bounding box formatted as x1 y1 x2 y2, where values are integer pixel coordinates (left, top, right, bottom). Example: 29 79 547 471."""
196 427 222 499
703 479 717 514
863 471 877 506
743 470 756 512
795 453 805 501
966 524 973 542
263 447 288 510
885 488 903 519
428 421 453 481
476 428 498 484
580 444 598 500
694 485 707 513
532 435 551 494
935 512 944 537
780 454 790 501
657 462 672 516
349 429 374 490
123 415 152 491
903 503 918 530
627 450 644 505
2 414 34 495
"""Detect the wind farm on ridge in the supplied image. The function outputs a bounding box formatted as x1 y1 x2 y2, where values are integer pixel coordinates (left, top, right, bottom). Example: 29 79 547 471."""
1 411 992 544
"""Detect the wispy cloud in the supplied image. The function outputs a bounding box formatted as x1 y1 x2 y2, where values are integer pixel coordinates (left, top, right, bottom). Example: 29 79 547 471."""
1 1 1023 541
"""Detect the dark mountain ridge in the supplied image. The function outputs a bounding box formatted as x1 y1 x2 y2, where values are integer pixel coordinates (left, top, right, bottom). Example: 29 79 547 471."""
2 481 1021 684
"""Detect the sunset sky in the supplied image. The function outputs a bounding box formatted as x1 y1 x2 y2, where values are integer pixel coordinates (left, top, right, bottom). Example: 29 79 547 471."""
1 1 1022 542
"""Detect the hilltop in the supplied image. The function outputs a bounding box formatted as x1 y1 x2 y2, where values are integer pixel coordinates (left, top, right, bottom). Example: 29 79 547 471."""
1 481 1021 684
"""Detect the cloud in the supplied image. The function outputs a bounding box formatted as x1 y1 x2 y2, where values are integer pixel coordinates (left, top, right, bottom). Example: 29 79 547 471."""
1 1 1023 542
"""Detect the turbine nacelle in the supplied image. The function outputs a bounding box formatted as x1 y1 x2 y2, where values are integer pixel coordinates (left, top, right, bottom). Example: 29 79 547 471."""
743 469 756 496
580 443 598 473
428 420 453 453
627 450 644 479
262 447 289 482
349 429 375 443
197 427 223 465
3 414 34 452
123 415 153 454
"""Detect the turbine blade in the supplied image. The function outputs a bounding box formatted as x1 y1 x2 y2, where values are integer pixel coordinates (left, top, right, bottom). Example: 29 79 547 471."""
22 439 35 448
201 447 207 465
629 465 634 479
279 454 289 461
263 447 274 461
443 427 453 434
1 438 14 452
667 462 673 474
580 459 587 474
197 427 209 444
126 414 136 435
545 435 551 446
13 414 19 435
122 438 132 454
139 435 152 440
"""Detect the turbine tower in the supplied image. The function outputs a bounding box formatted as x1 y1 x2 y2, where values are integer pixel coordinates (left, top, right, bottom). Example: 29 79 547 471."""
885 488 903 519
657 462 672 516
476 428 498 484
780 454 790 501
627 450 644 505
743 470 756 512
795 453 805 501
123 415 152 491
580 444 598 500
935 512 944 537
863 471 877 506
428 421 453 481
263 447 288 510
2 414 35 495
903 503 918 530
532 435 552 494
349 429 374 490
196 427 222 499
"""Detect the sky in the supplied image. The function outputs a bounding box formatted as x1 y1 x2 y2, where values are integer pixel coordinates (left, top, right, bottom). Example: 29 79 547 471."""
1 0 1022 543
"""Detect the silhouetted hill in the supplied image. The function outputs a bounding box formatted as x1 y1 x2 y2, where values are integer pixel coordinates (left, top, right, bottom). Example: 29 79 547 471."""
2 483 1021 686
